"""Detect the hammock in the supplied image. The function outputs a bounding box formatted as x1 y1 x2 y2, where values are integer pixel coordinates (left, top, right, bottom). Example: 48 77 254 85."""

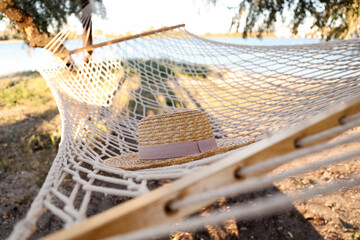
8 4 360 239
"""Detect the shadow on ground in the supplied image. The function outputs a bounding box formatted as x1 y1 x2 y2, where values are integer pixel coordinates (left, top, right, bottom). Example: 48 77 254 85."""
167 184 323 240
0 107 60 239
26 183 324 240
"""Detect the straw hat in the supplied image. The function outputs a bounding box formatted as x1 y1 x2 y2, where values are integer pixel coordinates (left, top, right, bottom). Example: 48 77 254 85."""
102 110 252 170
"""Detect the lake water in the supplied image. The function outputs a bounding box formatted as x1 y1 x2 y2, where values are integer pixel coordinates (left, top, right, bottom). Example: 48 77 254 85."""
0 37 321 77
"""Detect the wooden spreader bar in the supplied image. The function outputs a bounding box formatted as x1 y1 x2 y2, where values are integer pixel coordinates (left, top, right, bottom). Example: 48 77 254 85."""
55 24 185 58
43 95 360 240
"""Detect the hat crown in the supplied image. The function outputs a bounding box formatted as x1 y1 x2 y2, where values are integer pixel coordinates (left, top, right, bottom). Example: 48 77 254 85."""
138 110 214 146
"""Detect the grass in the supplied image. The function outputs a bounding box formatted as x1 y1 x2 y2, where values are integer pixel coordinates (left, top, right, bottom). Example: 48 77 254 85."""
0 71 61 219
0 71 62 239
0 156 10 171
0 71 52 109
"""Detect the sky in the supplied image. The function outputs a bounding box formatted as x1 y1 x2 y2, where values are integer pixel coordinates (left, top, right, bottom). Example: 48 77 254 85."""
0 0 312 37
91 0 307 37
91 0 240 35
0 0 239 34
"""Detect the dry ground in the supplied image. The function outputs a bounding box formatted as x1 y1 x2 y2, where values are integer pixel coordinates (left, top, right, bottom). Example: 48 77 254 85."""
0 72 61 239
1 72 360 239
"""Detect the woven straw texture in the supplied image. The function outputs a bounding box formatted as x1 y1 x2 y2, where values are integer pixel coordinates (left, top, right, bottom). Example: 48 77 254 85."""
103 138 252 170
138 110 213 146
103 110 253 170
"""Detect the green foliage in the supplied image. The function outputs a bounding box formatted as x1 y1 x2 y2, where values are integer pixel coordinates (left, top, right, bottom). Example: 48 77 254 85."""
2 0 103 35
0 156 10 171
8 1 81 34
18 0 72 33
210 0 360 40
177 63 210 78
0 22 23 40
0 71 51 108
27 132 61 152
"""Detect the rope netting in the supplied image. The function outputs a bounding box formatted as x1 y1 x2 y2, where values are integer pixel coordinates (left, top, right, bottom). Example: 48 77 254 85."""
8 5 360 239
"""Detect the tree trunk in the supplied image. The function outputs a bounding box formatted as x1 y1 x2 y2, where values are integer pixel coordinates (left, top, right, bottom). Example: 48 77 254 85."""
0 0 74 68
0 0 52 48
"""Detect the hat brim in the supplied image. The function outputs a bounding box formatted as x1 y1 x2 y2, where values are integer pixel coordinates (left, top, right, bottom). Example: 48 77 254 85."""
102 138 253 170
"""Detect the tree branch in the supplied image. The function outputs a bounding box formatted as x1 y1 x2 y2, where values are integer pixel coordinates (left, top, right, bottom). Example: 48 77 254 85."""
0 0 52 47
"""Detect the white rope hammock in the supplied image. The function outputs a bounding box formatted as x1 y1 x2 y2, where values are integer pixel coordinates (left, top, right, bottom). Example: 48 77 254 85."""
8 3 360 239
